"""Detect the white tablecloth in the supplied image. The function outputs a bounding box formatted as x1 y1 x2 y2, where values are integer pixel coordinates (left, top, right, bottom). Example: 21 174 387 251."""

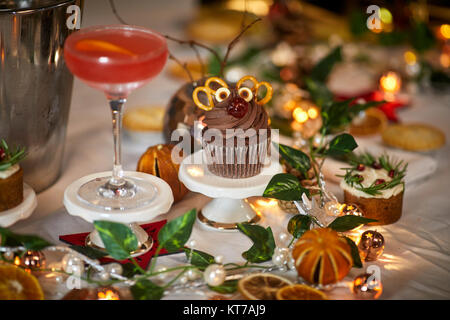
9 0 450 300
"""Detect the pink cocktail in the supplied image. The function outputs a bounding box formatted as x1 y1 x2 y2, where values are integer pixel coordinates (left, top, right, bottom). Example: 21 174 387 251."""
64 25 168 210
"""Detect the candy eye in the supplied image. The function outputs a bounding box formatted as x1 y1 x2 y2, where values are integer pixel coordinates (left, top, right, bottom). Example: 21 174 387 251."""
238 87 253 102
215 87 231 102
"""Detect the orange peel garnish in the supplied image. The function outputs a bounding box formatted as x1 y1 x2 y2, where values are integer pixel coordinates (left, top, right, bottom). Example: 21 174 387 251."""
236 75 273 105
75 39 136 57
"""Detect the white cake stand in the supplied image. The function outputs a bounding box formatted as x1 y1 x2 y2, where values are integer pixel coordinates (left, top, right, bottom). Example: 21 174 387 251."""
64 171 173 257
179 150 282 232
0 183 37 227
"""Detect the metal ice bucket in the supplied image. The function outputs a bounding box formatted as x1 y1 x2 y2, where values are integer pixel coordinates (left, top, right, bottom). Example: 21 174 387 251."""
0 0 82 192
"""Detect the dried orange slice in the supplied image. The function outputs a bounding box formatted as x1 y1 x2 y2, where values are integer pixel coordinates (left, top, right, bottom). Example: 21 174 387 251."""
238 273 292 300
75 39 136 56
0 265 44 300
276 284 328 300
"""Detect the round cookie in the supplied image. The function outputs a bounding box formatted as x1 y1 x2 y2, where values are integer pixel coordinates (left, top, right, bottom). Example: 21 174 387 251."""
382 123 445 151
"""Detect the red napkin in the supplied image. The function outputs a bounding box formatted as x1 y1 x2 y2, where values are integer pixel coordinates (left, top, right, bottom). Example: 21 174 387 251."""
59 220 170 270
336 90 409 122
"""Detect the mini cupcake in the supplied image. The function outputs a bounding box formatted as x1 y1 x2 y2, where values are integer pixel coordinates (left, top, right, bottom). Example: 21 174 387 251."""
192 76 273 178
0 140 26 211
339 153 407 225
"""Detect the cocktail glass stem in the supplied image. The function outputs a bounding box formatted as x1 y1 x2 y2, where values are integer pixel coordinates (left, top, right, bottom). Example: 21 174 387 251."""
109 98 126 186
97 98 137 200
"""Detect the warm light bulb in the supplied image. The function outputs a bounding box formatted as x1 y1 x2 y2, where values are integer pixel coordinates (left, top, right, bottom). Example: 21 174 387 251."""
307 107 318 119
97 289 120 300
380 8 393 24
440 52 450 68
404 51 417 65
440 24 450 39
255 199 278 207
293 107 308 124
379 72 401 95
283 100 297 111
187 167 204 177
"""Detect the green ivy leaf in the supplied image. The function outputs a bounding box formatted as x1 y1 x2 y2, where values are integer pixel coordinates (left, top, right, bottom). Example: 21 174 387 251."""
183 248 215 270
344 237 363 268
328 216 377 232
69 245 108 260
263 173 310 201
287 215 312 239
158 209 196 253
131 278 164 300
310 46 342 82
208 280 238 294
324 133 358 156
121 263 142 278
305 77 334 107
93 221 138 260
275 143 311 178
238 223 275 263
320 99 353 134
0 227 51 251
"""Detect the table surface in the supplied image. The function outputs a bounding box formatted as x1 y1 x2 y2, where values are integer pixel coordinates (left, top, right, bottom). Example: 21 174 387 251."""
9 0 450 300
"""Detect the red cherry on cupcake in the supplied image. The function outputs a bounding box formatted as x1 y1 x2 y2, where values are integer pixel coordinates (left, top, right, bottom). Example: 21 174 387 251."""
356 164 365 171
0 147 5 161
354 174 364 183
374 179 385 185
388 169 395 178
227 97 249 118
372 162 382 169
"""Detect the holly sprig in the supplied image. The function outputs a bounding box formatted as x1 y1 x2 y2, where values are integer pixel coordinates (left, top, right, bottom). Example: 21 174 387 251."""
0 139 26 171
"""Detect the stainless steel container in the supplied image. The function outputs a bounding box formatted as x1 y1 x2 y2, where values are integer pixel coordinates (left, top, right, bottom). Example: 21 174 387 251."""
0 0 82 192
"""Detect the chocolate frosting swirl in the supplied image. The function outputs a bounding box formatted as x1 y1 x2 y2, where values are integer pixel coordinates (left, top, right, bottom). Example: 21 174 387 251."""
202 89 269 140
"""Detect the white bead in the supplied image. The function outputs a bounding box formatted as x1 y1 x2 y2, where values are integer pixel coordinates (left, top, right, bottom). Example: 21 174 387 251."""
214 255 224 264
98 271 110 281
179 276 188 284
186 269 199 281
188 239 197 248
279 232 289 243
279 266 287 272
155 265 168 280
275 247 289 259
105 263 123 276
61 254 84 274
287 257 296 270
3 251 14 261
272 253 285 267
203 264 226 287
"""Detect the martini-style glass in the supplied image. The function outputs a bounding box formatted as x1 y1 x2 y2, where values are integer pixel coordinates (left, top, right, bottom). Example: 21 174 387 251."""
64 25 168 210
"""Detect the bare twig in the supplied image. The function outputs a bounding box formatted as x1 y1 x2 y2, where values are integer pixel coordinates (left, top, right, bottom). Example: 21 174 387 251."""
219 18 262 77
190 44 206 78
109 0 129 25
164 35 222 69
169 53 194 83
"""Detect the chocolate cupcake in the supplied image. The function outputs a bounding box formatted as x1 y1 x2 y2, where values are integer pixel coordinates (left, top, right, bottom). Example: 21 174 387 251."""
192 76 273 178
339 153 407 225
